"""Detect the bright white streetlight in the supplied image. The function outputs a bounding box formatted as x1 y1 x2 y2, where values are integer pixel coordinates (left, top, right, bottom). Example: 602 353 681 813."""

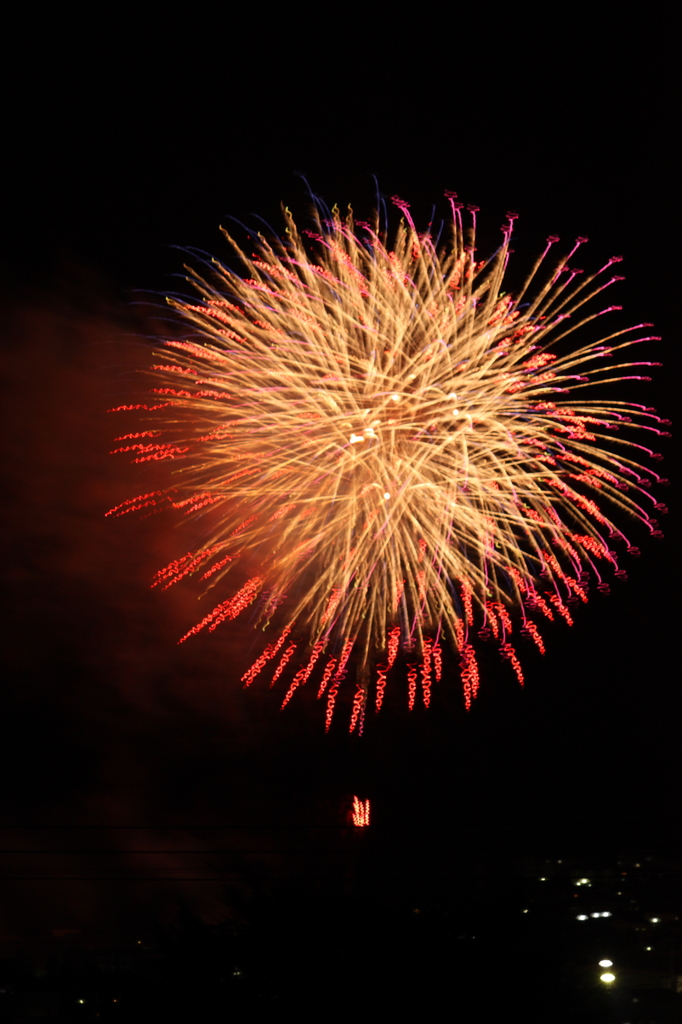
598 959 613 967
600 972 616 983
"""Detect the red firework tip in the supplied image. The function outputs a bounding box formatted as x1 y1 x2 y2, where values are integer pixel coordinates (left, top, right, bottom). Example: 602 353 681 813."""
421 637 433 708
325 639 354 731
407 663 418 711
500 643 524 687
270 643 297 688
107 404 165 412
105 492 162 517
178 576 263 643
152 546 220 589
375 665 388 713
242 624 295 688
522 621 546 655
349 682 367 733
281 641 326 708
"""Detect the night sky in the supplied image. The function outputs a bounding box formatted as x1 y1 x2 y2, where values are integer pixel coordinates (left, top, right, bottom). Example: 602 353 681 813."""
0 8 678 964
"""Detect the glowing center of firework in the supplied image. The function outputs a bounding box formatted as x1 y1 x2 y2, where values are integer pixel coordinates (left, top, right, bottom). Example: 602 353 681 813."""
346 386 468 451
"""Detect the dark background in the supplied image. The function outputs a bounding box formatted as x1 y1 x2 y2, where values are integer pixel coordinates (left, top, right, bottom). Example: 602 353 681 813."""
0 7 678 1018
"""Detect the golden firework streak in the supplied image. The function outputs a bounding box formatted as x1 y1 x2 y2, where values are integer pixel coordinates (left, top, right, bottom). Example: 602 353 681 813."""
110 194 668 731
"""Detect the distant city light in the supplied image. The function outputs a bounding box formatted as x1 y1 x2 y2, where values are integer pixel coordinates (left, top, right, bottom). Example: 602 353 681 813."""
600 911 612 917
598 959 613 967
599 972 616 984
576 915 589 921
650 917 660 923
574 878 591 886
645 946 653 951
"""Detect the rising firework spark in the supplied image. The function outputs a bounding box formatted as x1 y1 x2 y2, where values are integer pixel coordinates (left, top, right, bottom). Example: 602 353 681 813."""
108 192 668 732
351 797 371 828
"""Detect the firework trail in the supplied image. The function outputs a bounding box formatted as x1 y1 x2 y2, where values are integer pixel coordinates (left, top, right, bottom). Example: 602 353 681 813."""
351 797 370 828
109 192 669 731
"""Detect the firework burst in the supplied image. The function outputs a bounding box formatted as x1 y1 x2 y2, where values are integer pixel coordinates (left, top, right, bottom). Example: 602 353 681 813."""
108 193 668 732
